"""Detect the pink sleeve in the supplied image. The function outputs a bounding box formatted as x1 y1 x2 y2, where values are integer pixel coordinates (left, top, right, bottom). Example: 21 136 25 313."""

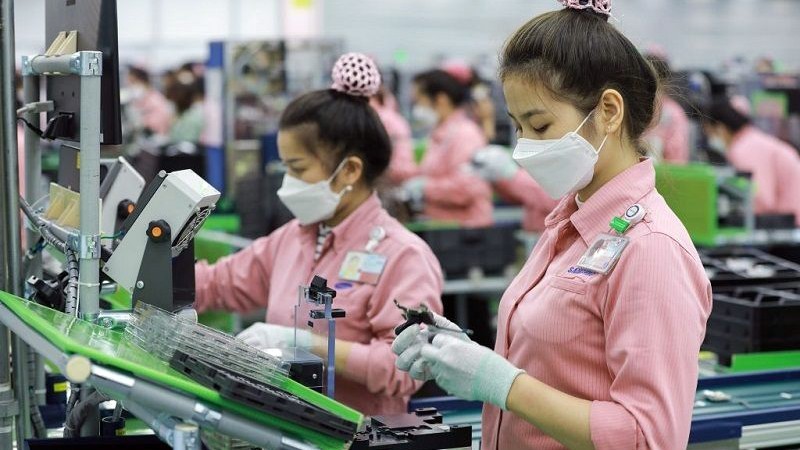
661 103 690 164
343 244 444 397
194 233 279 313
385 115 419 184
423 126 489 207
590 233 711 450
495 169 558 212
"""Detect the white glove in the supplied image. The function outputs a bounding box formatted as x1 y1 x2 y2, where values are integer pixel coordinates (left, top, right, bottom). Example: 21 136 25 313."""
471 145 519 182
401 176 427 213
236 323 311 350
392 312 469 381
421 333 524 410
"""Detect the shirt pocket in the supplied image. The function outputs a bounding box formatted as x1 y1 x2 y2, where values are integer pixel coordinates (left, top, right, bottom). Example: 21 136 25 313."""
521 275 592 343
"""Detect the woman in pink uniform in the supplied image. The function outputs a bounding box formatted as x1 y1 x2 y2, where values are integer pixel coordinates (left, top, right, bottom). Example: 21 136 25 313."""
703 96 800 226
642 52 691 164
194 54 444 415
403 69 493 227
393 2 712 449
369 87 417 184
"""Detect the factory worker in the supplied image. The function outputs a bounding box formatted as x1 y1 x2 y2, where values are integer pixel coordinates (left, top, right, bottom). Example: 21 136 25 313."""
703 96 800 226
642 50 691 164
369 86 417 185
393 1 712 449
402 69 493 227
471 145 559 232
195 53 444 415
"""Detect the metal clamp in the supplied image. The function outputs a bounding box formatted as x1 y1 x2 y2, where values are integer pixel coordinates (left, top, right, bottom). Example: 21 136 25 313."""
22 51 103 77
76 51 102 77
191 403 222 428
78 234 101 259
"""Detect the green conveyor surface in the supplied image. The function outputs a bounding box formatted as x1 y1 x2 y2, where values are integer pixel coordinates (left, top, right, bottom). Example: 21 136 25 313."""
0 291 363 450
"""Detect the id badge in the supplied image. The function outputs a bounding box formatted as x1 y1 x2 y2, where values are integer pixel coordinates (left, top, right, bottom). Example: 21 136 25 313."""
339 251 388 285
577 233 630 275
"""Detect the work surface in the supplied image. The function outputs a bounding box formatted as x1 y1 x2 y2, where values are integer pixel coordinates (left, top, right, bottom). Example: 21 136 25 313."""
0 291 362 450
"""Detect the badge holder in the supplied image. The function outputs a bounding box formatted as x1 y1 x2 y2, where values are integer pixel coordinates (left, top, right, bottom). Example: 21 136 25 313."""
577 204 646 275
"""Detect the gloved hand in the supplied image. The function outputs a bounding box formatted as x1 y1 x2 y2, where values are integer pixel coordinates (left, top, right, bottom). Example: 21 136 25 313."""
471 145 519 182
392 312 469 381
401 176 427 213
236 323 311 350
421 333 524 410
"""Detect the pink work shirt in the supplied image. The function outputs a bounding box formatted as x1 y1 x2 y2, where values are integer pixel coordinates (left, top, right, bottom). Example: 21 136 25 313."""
195 194 444 415
419 109 493 227
371 102 418 185
727 126 800 225
645 95 690 164
494 169 559 232
133 89 173 136
482 160 712 450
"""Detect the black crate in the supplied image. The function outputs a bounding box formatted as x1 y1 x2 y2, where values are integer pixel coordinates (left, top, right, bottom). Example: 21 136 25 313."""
413 223 519 278
700 247 800 291
703 286 800 366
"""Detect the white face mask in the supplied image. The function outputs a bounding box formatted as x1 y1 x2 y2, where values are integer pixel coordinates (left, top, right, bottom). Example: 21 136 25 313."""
708 135 727 153
277 160 352 225
412 104 439 129
512 112 608 200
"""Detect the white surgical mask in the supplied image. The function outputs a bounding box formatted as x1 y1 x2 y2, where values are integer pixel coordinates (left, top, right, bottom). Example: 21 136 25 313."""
708 135 727 153
512 112 608 200
412 104 439 129
277 160 352 225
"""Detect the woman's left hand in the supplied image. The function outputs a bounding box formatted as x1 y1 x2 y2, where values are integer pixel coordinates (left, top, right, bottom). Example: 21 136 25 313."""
421 334 525 410
237 322 311 350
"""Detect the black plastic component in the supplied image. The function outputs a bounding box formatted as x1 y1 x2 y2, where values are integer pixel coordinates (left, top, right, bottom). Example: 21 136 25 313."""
25 435 171 450
351 408 472 450
169 351 356 440
100 416 125 437
117 199 135 220
412 224 518 278
41 113 75 140
146 220 171 243
755 214 796 230
393 300 436 336
309 308 346 320
700 247 800 291
704 284 800 366
308 275 337 302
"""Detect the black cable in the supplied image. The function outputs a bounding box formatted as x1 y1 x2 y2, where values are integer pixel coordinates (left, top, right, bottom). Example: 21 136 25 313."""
16 116 45 138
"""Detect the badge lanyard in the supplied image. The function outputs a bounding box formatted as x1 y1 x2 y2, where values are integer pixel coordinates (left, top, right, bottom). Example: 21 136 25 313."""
576 204 646 275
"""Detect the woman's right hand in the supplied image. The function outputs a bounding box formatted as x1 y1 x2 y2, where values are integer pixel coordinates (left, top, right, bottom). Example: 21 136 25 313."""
391 312 469 380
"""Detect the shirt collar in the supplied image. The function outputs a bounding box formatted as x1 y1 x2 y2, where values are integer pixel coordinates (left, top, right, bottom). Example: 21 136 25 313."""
299 192 383 254
569 159 656 244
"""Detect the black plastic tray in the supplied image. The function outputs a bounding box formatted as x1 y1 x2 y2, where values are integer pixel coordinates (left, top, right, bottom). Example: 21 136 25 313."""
413 223 519 278
703 286 800 366
700 247 800 290
351 408 472 450
169 351 356 440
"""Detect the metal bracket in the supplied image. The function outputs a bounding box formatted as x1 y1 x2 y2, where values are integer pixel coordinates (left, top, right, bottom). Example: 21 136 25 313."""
191 403 221 428
20 55 34 76
75 51 102 77
77 234 101 259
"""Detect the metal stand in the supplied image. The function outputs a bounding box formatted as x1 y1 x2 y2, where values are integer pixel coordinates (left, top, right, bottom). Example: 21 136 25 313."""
22 50 104 323
0 0 22 447
304 276 344 399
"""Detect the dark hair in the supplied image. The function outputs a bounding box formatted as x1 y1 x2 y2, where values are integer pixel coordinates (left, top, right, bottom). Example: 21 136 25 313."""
644 53 671 84
165 79 195 115
413 69 470 106
500 8 658 149
279 90 391 186
128 66 150 85
703 96 751 133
